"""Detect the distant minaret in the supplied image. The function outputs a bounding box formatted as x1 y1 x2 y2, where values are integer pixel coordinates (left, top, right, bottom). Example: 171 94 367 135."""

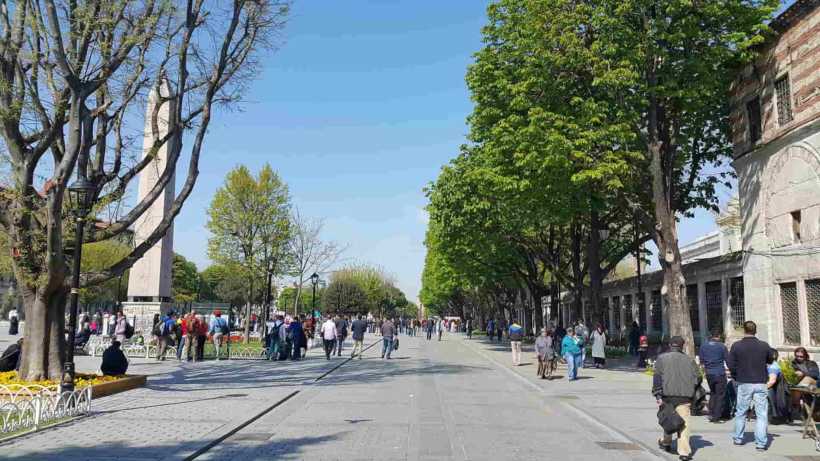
123 81 177 332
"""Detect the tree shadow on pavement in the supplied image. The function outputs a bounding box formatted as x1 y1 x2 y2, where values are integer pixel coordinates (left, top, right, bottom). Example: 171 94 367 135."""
0 433 344 461
317 361 491 387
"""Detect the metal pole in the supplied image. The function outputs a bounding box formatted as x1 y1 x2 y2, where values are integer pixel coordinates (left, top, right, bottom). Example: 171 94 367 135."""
62 216 85 394
311 282 316 316
635 211 643 327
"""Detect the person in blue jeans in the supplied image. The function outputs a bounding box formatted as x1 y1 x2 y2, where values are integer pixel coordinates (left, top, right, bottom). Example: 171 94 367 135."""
728 321 771 452
561 328 583 381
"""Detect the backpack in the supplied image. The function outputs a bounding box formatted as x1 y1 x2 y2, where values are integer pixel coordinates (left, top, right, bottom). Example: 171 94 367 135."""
124 321 134 339
217 318 229 335
152 320 163 336
393 338 399 351
186 316 198 335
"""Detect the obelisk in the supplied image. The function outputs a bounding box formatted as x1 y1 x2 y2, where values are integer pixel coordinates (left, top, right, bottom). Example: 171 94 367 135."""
122 81 177 333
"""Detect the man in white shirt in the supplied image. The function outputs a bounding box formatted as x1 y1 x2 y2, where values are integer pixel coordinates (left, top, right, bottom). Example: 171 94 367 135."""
320 318 337 360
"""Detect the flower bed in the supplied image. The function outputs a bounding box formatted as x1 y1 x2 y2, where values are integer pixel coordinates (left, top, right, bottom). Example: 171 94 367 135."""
0 371 123 391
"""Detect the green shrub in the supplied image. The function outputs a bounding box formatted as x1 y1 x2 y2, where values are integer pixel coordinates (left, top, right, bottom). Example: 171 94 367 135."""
779 358 799 385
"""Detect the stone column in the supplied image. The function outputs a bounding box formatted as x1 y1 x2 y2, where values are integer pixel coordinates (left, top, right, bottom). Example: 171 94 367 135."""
122 82 177 334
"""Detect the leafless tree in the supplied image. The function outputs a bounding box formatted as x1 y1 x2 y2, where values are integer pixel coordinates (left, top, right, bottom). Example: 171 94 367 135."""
0 0 290 380
288 207 345 315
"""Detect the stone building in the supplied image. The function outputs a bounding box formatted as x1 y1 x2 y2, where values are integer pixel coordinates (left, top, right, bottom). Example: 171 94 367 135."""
731 0 820 350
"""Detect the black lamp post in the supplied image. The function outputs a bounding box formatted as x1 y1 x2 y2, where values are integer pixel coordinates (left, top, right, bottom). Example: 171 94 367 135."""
310 272 319 318
62 177 96 394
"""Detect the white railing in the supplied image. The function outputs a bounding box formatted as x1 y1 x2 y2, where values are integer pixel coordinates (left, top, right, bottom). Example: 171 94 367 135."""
0 385 92 436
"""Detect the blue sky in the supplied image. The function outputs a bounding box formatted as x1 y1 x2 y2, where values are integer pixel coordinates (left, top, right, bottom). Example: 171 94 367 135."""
173 0 741 301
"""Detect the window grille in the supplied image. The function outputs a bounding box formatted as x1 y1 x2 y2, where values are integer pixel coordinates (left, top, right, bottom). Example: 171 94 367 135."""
623 294 633 325
651 290 662 331
806 279 820 347
747 97 762 143
780 282 800 345
730 277 746 328
706 281 723 333
775 75 793 126
612 296 621 331
687 284 699 332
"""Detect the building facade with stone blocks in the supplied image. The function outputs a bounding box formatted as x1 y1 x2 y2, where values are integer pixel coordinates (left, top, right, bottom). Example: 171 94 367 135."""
730 0 820 351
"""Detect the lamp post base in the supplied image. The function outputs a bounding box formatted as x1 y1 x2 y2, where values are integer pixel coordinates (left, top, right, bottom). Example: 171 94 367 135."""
61 361 76 394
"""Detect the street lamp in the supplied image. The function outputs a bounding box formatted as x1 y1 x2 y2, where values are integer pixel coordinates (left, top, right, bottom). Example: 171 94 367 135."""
310 272 319 318
62 177 96 394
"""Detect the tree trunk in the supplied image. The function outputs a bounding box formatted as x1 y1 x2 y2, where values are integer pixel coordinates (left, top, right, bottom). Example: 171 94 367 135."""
571 221 584 323
531 286 544 335
19 286 68 381
648 107 694 355
588 208 603 326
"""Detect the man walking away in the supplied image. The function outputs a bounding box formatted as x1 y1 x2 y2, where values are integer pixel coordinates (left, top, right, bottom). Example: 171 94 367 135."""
437 318 444 341
487 319 495 341
268 316 283 360
497 318 506 343
334 315 349 357
381 318 395 359
465 319 472 339
208 310 228 360
653 336 700 461
728 321 771 452
182 311 200 362
509 321 524 366
426 319 435 340
156 312 176 361
699 329 729 423
321 317 337 360
351 314 367 359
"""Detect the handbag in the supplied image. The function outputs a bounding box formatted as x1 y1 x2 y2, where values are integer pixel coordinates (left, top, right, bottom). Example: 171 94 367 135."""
393 338 399 350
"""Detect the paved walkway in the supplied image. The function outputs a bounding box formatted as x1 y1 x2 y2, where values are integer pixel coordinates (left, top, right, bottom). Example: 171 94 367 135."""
2 330 819 460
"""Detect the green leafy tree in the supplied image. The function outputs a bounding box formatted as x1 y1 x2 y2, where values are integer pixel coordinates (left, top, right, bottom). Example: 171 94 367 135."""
207 164 292 342
172 254 199 304
322 277 368 315
79 240 131 306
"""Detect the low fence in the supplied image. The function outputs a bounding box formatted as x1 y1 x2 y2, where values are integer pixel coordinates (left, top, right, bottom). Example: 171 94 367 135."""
0 384 92 436
84 335 268 360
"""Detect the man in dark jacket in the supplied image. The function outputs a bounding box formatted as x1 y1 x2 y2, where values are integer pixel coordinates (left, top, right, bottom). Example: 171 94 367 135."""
699 329 729 422
334 316 349 357
350 315 367 359
0 338 23 372
100 341 128 376
728 321 770 451
653 336 700 461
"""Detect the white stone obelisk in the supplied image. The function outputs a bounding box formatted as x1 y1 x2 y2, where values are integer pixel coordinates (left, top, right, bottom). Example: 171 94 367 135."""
123 81 177 333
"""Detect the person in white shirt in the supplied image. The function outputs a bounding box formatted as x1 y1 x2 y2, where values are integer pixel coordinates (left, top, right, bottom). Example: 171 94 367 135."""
320 318 337 360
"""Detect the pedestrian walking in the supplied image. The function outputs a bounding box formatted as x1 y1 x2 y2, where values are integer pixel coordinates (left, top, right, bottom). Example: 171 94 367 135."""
437 318 444 341
7 308 19 335
267 315 284 360
561 328 583 381
381 318 395 359
628 321 640 356
321 317 337 360
426 318 434 340
114 311 127 343
155 312 176 361
728 320 771 452
699 329 729 423
208 310 228 360
637 332 649 368
334 315 349 356
465 319 472 339
653 336 700 461
509 321 524 366
487 319 495 341
575 320 589 368
496 318 506 343
590 323 607 368
195 315 207 361
182 310 200 362
289 316 306 361
535 328 555 379
351 314 367 359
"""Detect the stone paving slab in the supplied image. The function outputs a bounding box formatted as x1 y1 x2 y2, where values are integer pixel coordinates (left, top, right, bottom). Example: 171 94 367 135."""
0 336 379 460
460 333 820 461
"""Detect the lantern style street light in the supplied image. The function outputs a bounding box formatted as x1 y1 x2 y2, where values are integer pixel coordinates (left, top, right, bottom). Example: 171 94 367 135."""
310 272 319 317
62 177 96 394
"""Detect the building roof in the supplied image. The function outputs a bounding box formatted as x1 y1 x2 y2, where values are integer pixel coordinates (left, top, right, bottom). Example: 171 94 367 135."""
772 0 819 32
